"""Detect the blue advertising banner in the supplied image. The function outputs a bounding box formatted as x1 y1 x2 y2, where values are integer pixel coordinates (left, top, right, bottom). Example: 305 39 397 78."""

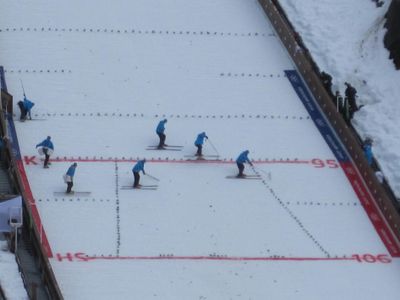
285 70 350 163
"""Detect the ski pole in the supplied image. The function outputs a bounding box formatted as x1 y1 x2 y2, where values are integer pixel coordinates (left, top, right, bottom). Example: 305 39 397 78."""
20 79 26 97
145 173 160 182
206 138 220 156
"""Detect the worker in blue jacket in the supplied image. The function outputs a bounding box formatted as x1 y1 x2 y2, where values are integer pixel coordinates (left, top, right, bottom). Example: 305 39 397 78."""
17 96 35 121
35 136 54 168
132 159 146 188
156 119 168 149
65 163 78 193
194 132 208 156
236 150 253 177
23 97 35 120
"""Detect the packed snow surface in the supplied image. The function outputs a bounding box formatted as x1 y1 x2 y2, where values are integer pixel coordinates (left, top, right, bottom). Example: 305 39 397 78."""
0 0 400 299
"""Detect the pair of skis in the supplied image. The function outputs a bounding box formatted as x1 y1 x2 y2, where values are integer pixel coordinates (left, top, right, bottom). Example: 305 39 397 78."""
146 145 219 160
225 174 262 180
146 145 220 160
146 145 183 151
19 118 46 122
121 185 158 190
184 154 220 160
53 191 91 196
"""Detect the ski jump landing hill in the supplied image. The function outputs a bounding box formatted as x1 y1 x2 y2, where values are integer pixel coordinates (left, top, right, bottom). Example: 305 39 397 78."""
1 0 400 299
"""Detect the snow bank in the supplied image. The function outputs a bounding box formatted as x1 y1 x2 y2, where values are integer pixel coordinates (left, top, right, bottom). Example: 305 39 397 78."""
0 240 28 299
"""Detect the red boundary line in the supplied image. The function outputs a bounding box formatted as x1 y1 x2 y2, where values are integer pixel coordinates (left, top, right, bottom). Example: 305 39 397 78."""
17 160 53 257
86 256 355 262
24 155 311 165
56 253 358 262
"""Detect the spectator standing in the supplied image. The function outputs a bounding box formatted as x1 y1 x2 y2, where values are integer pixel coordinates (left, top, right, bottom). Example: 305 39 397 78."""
344 82 358 118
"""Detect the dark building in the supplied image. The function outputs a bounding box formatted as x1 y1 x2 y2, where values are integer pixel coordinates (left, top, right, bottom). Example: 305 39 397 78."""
384 0 400 69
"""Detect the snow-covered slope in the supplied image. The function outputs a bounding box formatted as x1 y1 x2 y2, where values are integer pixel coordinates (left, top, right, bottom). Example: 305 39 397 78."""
0 0 400 299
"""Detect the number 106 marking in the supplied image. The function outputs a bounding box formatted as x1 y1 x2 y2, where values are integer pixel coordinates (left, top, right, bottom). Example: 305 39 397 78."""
352 254 391 263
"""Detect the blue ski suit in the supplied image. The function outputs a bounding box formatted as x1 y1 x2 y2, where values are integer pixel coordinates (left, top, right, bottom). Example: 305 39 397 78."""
23 97 35 112
133 160 146 174
194 132 208 146
236 150 251 164
132 160 146 187
36 137 54 150
36 137 53 167
65 163 77 193
156 119 167 134
66 164 77 177
236 150 252 176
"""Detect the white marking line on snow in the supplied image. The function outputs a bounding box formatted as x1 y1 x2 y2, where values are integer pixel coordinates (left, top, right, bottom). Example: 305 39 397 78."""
114 161 121 256
25 112 310 120
0 26 275 38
